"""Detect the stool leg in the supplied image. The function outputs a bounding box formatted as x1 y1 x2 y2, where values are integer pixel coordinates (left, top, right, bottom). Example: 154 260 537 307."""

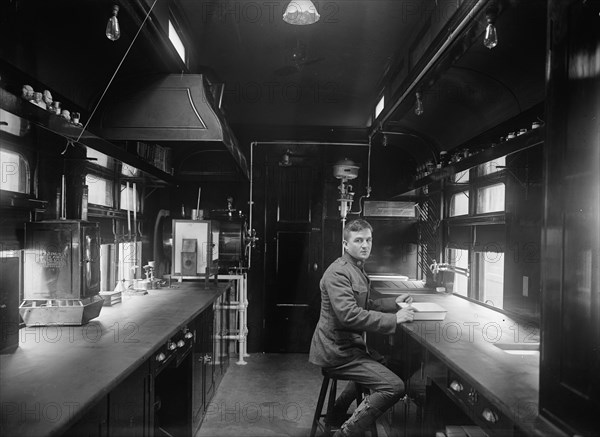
324 378 337 435
311 376 330 437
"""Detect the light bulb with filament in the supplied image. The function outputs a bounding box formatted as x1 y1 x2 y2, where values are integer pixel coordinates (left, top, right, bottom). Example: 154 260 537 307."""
106 5 121 41
415 92 424 116
483 7 498 49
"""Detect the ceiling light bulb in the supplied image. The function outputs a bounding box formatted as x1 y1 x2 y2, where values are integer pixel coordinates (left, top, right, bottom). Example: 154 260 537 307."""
283 0 320 25
484 22 498 49
483 7 498 49
415 92 424 116
106 5 121 41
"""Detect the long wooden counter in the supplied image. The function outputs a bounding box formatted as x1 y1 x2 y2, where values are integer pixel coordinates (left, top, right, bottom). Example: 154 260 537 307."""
396 293 567 437
0 282 228 437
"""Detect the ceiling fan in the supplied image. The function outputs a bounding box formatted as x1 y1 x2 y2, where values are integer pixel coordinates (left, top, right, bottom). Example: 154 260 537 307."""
274 37 324 76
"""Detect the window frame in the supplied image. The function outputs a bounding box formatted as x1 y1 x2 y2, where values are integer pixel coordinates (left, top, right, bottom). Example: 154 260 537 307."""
442 155 508 309
0 137 34 199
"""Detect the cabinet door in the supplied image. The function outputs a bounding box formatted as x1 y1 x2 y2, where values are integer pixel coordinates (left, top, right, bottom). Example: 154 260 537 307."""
192 309 207 432
541 1 600 435
61 397 108 437
203 306 216 409
108 362 152 437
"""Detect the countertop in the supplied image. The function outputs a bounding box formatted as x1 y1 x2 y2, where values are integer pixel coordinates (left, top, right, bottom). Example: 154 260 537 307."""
399 293 566 437
0 282 228 437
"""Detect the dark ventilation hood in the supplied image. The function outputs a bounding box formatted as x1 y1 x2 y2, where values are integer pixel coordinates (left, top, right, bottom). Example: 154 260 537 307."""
95 74 249 179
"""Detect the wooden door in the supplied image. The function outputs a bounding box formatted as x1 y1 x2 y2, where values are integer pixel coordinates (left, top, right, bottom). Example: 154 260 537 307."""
263 155 323 352
541 1 600 435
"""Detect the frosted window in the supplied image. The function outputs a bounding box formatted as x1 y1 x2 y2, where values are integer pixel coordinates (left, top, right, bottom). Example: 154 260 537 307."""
86 174 113 207
477 183 505 213
169 20 186 64
0 149 29 193
450 191 469 216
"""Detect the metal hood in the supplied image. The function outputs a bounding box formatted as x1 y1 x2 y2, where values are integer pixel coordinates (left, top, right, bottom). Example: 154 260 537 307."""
96 74 249 179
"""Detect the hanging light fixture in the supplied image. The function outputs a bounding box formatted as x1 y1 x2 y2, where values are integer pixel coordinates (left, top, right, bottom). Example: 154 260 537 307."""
483 5 498 49
106 5 121 41
283 0 320 25
414 91 424 116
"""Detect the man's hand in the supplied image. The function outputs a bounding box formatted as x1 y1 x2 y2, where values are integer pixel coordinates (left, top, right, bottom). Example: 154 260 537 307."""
396 306 415 324
395 293 414 306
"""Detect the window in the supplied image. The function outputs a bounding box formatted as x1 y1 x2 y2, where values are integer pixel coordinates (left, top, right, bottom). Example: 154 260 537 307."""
442 155 508 309
477 251 504 308
86 174 114 207
0 149 30 194
121 163 140 177
169 19 186 64
450 191 469 216
477 183 505 213
375 94 385 119
120 183 139 212
86 147 113 168
480 156 505 176
447 248 469 296
454 169 469 183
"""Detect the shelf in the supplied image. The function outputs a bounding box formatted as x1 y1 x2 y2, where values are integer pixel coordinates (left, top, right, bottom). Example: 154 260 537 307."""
397 126 545 198
0 88 176 185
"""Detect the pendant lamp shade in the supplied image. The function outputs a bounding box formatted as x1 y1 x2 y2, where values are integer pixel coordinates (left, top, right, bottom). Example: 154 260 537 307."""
283 0 320 25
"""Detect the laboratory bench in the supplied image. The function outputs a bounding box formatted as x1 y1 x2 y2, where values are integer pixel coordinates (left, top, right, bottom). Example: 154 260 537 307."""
0 281 234 437
369 292 568 437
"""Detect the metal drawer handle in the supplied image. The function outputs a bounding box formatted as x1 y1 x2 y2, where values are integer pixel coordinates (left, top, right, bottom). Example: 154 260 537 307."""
450 380 463 392
482 408 499 423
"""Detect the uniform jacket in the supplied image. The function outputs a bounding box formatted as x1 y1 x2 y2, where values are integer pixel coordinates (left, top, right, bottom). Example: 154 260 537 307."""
309 252 398 367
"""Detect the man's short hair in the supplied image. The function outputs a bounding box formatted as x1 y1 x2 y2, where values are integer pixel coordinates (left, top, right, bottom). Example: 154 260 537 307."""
343 219 373 241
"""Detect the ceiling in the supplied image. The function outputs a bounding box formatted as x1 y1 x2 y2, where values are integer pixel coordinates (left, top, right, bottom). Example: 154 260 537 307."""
1 0 548 166
179 0 429 130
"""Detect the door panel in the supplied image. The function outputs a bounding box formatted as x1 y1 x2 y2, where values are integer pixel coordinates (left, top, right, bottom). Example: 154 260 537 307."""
264 154 322 353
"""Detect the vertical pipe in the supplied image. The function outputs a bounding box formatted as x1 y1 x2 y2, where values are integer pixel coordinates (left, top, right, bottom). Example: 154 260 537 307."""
133 182 138 278
248 142 255 268
126 182 131 239
60 174 66 219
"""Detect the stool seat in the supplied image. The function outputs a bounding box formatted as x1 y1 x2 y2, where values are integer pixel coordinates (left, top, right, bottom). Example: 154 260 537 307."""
310 369 378 437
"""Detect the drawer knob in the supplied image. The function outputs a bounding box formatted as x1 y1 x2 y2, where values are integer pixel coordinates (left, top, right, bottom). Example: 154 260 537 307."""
450 380 463 392
167 341 177 350
177 339 186 348
155 352 166 362
482 408 499 423
467 388 478 405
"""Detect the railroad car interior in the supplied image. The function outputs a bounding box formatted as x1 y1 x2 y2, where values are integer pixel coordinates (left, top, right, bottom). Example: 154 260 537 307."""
0 1 598 437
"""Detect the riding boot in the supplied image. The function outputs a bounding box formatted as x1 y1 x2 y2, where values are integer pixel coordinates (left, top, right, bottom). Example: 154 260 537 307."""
332 395 383 437
326 382 358 427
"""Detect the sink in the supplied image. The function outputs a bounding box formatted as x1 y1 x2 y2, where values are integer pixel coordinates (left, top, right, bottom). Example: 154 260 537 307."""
493 342 540 355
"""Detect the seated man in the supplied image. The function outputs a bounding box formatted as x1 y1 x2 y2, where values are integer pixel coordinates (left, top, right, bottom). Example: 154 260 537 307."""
309 219 414 437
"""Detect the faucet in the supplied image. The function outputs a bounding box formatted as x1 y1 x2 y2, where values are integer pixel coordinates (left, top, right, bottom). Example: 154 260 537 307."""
429 260 470 277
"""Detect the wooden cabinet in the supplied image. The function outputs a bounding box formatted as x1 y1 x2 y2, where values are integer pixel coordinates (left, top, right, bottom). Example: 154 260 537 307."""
59 292 229 437
192 304 215 433
62 397 108 437
108 362 153 437
64 364 153 437
540 2 600 435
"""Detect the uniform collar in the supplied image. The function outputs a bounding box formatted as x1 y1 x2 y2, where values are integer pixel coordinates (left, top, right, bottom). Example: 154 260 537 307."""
342 251 366 269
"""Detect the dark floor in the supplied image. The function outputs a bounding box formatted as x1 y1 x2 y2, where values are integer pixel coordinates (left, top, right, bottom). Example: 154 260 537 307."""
195 353 332 437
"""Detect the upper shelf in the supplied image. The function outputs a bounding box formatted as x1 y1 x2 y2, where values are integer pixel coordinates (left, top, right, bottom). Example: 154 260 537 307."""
0 88 176 185
394 126 545 198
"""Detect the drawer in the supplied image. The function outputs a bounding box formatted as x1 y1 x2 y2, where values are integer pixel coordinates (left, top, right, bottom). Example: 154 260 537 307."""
446 370 514 436
151 325 194 375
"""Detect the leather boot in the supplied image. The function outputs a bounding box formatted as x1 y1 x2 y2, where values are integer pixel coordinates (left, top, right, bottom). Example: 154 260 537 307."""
326 382 358 428
335 396 383 437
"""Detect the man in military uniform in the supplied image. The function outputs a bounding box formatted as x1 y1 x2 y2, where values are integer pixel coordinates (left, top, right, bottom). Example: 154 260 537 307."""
309 219 414 437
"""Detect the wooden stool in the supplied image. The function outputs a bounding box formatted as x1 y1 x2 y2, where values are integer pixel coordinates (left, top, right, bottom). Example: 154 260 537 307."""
310 369 378 437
